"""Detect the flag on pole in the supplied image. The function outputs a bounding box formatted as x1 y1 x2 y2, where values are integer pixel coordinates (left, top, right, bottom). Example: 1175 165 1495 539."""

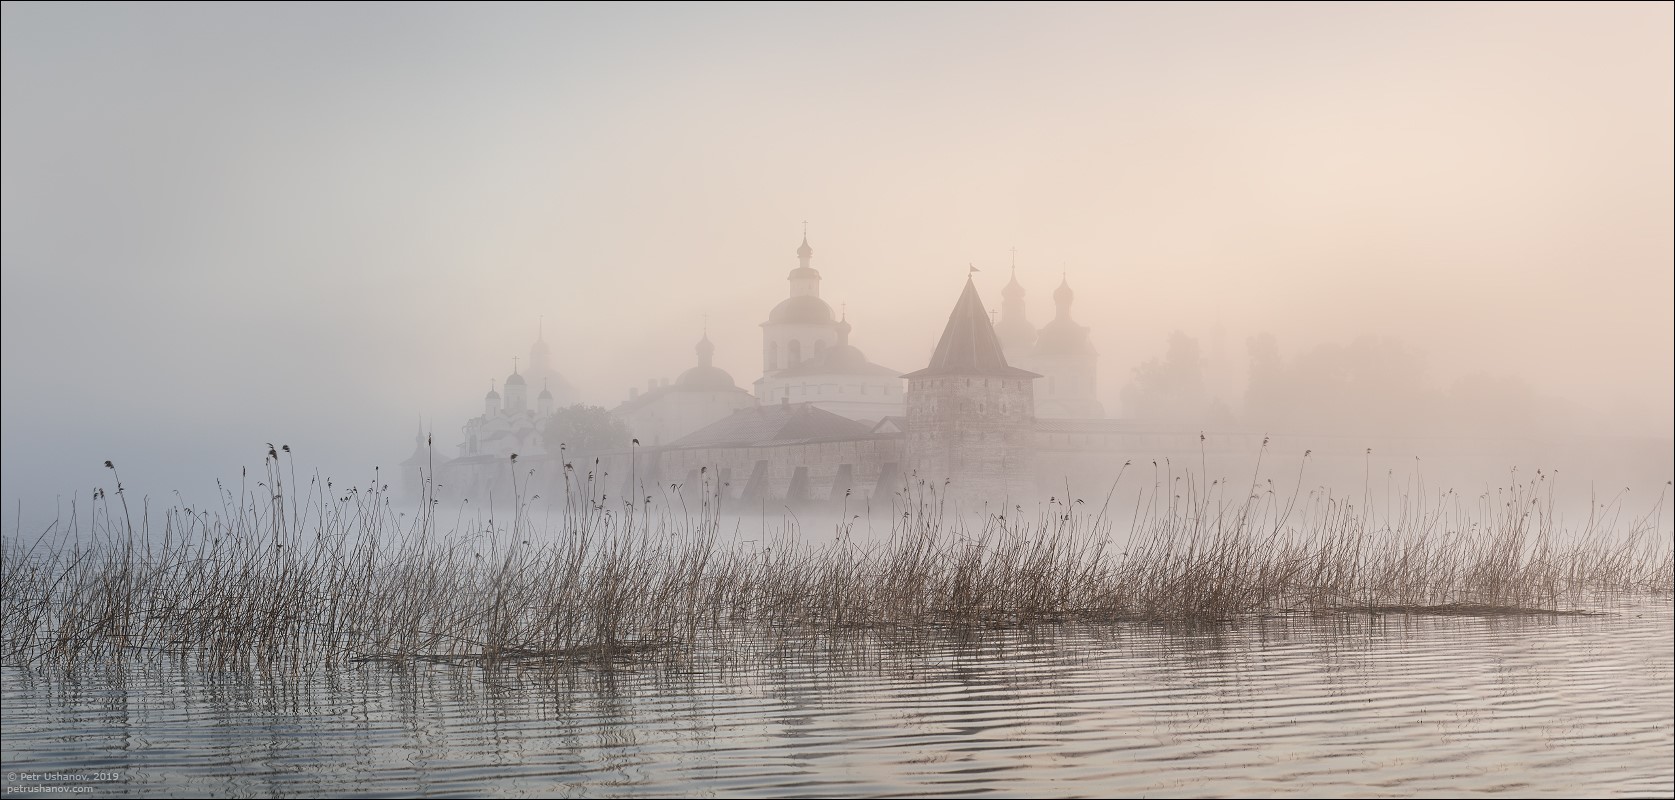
969 263 980 274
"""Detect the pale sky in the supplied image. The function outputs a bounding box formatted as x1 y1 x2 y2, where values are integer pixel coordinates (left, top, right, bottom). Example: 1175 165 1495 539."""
3 2 1671 513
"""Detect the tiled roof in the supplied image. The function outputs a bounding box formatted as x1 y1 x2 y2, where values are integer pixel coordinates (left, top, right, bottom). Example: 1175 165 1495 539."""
903 277 1041 379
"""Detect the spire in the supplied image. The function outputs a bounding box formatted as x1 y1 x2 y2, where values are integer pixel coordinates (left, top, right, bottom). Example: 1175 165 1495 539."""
787 226 821 298
696 330 715 368
837 303 852 345
530 320 549 353
904 277 1040 379
529 318 552 377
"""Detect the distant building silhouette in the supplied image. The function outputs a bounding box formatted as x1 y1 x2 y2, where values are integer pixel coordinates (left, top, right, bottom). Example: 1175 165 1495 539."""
753 233 903 422
995 260 1103 419
423 232 1151 510
903 277 1040 502
1030 275 1103 418
994 264 1038 358
460 363 552 460
612 331 756 446
523 320 575 408
399 422 450 505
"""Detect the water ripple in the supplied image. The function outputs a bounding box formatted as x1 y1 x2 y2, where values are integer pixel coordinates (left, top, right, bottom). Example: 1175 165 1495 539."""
2 599 1669 797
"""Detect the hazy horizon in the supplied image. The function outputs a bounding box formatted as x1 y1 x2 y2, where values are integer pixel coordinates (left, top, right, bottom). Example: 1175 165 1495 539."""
3 2 1671 517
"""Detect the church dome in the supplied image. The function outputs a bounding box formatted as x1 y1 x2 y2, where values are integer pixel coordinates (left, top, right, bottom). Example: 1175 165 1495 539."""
1036 274 1091 354
996 265 1036 351
823 343 869 371
485 387 501 400
1003 271 1026 300
675 364 737 391
538 385 553 400
796 234 813 259
505 371 526 387
768 295 836 324
1053 276 1074 307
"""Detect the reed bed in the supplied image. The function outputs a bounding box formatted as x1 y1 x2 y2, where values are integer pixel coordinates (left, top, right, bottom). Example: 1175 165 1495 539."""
3 454 1669 670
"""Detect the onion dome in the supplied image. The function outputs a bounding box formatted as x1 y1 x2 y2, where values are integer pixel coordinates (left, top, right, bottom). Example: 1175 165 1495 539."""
1053 275 1074 311
675 331 738 391
1002 266 1026 300
1036 275 1093 356
995 265 1037 352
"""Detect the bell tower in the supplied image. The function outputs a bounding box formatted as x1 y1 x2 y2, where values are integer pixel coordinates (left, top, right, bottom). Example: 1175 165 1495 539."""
903 276 1040 505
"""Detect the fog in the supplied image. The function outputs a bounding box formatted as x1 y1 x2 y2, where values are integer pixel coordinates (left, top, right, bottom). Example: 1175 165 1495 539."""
3 3 1670 530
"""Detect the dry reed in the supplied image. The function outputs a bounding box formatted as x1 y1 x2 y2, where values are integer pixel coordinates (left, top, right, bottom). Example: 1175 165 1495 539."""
3 451 1669 670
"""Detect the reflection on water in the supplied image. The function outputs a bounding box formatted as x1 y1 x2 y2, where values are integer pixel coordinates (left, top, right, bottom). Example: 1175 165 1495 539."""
3 599 1670 797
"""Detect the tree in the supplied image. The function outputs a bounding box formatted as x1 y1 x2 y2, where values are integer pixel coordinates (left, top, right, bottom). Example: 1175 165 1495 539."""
541 404 630 457
1243 331 1287 428
1285 336 1431 434
1121 331 1209 423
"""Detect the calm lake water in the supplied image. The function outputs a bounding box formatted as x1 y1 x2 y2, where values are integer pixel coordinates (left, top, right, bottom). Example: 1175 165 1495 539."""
3 599 1670 798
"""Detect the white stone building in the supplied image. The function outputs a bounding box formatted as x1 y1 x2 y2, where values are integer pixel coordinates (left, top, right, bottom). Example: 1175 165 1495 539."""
753 233 903 423
458 364 555 459
611 332 757 446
